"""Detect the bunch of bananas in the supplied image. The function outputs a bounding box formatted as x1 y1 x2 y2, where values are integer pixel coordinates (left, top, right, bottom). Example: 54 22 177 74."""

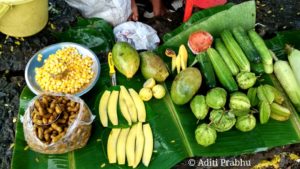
99 85 146 126
107 123 153 168
165 45 188 74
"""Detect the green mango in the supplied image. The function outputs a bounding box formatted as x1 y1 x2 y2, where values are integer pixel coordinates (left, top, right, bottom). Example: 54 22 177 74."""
171 67 202 105
112 42 140 78
140 51 169 82
190 95 209 120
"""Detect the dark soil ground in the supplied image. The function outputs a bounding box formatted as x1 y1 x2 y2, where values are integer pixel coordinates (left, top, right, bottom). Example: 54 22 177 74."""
0 0 300 169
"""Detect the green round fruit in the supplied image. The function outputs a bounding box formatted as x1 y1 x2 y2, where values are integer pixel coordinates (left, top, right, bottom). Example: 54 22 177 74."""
209 109 236 132
229 92 251 109
139 87 153 101
206 87 227 109
195 123 217 147
190 95 209 120
235 114 256 132
143 78 156 89
152 84 166 99
236 72 257 89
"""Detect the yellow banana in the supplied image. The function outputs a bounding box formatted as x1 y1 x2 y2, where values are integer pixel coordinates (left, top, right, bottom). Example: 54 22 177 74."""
117 128 130 165
142 123 153 167
107 90 119 126
133 123 145 168
126 124 137 167
107 128 121 164
99 90 111 127
179 45 188 70
165 49 177 72
129 88 146 122
176 53 181 74
172 57 176 72
120 86 137 122
119 89 132 126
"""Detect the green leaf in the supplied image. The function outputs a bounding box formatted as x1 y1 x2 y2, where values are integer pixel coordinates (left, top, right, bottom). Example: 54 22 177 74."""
265 30 300 60
55 18 115 54
163 3 235 42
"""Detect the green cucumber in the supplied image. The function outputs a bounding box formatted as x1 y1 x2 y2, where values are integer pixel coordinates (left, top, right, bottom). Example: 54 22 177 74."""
248 30 273 65
220 30 251 72
215 38 239 75
207 48 238 92
232 27 261 63
195 53 216 88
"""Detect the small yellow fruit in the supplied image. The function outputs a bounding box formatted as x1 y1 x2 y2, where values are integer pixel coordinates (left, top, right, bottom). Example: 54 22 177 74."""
152 84 166 99
143 78 156 89
139 88 153 101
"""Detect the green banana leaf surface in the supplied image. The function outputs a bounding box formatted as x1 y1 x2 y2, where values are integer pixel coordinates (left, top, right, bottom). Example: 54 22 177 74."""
12 30 300 169
54 18 115 54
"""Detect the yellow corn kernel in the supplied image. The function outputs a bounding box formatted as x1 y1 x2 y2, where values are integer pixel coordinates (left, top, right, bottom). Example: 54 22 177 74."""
35 47 94 94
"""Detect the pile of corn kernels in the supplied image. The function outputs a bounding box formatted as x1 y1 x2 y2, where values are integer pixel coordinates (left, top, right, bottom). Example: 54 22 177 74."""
35 47 94 94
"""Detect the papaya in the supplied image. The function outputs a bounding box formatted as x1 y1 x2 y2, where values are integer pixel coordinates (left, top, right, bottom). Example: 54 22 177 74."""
140 51 169 82
112 42 140 78
171 67 202 105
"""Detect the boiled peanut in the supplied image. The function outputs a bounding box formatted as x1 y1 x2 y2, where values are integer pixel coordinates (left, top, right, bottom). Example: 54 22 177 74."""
51 123 62 133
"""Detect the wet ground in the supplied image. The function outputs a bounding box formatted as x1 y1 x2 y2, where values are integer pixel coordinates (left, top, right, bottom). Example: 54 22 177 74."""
0 0 300 169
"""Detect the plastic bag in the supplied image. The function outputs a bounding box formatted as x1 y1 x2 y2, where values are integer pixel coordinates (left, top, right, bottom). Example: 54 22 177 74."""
23 94 95 154
113 21 160 50
65 0 131 26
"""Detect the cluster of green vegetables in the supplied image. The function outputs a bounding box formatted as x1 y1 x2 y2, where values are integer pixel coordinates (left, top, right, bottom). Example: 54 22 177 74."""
189 28 296 147
196 27 273 91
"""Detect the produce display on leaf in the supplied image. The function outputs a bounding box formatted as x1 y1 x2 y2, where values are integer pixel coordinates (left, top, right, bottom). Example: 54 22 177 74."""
174 25 298 147
12 1 300 169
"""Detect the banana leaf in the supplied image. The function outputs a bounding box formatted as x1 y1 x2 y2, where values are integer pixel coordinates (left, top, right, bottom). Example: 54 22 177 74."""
12 30 300 168
163 3 235 42
54 18 115 54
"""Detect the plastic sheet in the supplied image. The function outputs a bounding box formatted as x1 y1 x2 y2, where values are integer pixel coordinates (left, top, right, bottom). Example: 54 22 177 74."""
114 21 160 50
